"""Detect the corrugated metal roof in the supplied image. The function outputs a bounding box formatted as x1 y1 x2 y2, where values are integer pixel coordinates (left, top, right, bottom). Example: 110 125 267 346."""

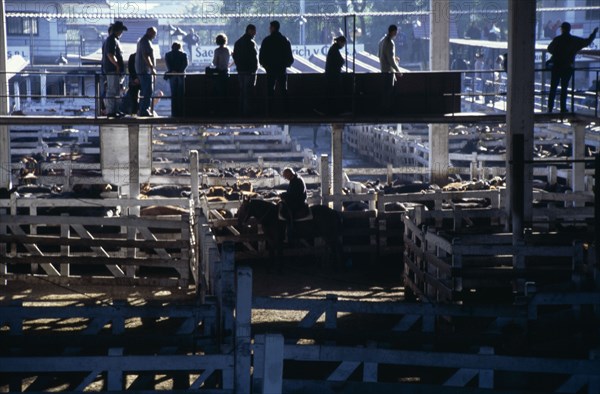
5 5 600 19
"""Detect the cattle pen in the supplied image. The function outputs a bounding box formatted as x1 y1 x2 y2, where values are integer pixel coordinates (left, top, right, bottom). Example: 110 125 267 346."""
1 114 599 392
1 0 600 384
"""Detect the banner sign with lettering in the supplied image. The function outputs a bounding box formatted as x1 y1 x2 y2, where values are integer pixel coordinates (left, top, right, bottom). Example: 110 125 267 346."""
192 44 364 66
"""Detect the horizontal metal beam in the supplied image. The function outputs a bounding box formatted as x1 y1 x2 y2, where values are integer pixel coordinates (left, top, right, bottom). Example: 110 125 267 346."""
0 113 580 126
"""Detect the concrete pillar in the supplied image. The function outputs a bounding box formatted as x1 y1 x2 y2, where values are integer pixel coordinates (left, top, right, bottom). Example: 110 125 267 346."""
40 70 47 107
25 77 32 103
331 124 343 210
572 122 586 207
428 0 450 185
429 0 450 70
506 0 536 241
0 0 11 189
101 125 152 197
12 81 20 112
128 125 140 199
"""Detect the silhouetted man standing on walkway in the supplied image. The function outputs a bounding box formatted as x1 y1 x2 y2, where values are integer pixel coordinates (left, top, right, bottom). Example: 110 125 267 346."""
136 27 157 117
165 42 188 117
233 24 258 116
379 24 402 114
102 21 127 118
259 21 294 115
547 22 598 114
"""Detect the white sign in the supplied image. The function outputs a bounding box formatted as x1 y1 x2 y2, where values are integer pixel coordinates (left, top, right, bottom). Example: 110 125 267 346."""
7 47 30 60
193 44 365 66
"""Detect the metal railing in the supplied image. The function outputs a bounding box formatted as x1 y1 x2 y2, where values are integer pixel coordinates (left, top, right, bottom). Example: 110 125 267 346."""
1 67 599 120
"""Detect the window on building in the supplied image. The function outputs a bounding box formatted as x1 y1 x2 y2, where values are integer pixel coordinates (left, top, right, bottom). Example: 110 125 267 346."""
7 18 39 36
586 0 600 20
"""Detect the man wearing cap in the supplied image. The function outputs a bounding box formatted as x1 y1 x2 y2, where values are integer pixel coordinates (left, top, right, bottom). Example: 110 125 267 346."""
102 21 127 118
547 22 598 114
136 27 158 117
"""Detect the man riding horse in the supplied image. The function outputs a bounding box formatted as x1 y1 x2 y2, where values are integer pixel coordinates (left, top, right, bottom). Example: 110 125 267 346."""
280 168 309 241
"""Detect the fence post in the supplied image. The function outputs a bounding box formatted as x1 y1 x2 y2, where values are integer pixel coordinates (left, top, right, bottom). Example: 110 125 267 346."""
386 163 393 185
478 347 495 389
320 154 330 205
325 293 338 330
451 238 463 301
0 208 6 286
235 266 252 394
190 150 200 206
258 334 284 394
107 347 124 391
180 215 191 287
513 240 526 294
60 213 70 276
363 341 378 382
220 242 236 348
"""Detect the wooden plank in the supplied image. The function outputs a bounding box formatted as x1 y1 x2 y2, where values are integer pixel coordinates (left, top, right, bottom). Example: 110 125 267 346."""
299 308 324 329
282 380 531 394
327 361 361 382
444 368 478 387
2 271 182 288
0 215 185 230
452 244 574 257
74 370 102 391
0 303 214 320
282 345 600 375
2 256 183 268
70 224 124 277
136 226 172 259
189 368 216 390
7 224 60 276
0 234 187 249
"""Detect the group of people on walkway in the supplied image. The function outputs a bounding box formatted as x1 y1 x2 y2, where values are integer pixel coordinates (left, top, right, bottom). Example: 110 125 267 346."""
101 19 598 118
102 21 161 118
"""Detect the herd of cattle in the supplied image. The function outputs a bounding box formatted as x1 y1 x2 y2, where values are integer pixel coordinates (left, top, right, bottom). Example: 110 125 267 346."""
3 122 587 219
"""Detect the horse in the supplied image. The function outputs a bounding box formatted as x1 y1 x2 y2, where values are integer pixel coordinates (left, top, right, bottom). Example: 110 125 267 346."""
237 198 344 270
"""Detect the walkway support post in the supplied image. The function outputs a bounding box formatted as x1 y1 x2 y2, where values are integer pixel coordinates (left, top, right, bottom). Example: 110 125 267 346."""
428 0 450 186
507 0 536 243
234 266 252 394
331 124 343 210
572 122 586 206
0 0 11 190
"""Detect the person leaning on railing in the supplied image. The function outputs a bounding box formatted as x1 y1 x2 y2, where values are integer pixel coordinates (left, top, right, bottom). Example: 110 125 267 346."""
547 22 598 114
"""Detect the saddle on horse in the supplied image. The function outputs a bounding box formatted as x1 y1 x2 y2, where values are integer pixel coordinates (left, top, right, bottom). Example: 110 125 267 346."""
278 202 312 222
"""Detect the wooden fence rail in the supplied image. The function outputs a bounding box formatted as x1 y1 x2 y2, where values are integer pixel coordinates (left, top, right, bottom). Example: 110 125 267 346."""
403 213 587 303
252 334 600 394
0 213 194 287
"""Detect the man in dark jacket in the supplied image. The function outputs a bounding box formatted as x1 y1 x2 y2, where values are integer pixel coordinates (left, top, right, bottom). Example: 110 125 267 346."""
281 168 307 215
259 21 294 115
325 35 346 114
547 22 598 114
233 24 258 116
126 53 140 115
281 168 308 242
165 42 189 117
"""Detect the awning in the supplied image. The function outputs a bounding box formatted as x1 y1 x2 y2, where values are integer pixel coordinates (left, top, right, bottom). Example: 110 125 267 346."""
80 42 161 64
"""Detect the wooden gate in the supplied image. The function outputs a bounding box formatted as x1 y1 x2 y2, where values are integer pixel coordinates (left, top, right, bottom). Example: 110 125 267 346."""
0 214 195 287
